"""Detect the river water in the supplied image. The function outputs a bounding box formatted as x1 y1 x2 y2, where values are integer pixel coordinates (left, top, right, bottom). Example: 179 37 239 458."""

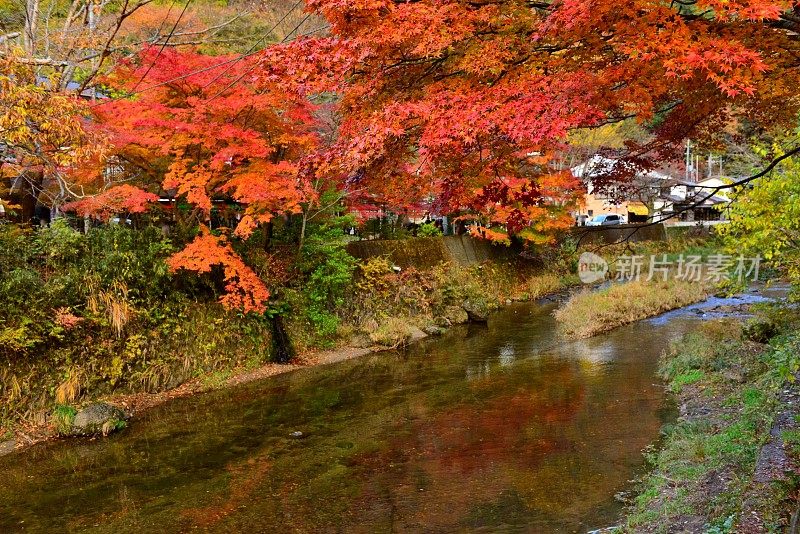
0 295 772 533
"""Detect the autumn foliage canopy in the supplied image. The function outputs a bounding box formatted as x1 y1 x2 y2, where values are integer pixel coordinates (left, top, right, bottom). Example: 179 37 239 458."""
262 0 799 232
48 0 800 311
67 47 319 312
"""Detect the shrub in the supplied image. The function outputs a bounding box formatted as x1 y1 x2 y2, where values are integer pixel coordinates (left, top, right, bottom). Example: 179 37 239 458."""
417 222 442 237
368 316 415 348
298 213 357 339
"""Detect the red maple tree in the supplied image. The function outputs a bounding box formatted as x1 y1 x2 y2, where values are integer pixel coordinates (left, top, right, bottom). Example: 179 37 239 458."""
70 46 319 312
261 0 800 239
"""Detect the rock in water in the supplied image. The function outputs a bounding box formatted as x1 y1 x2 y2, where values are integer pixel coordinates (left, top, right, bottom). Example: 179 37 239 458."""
71 403 127 436
462 299 489 323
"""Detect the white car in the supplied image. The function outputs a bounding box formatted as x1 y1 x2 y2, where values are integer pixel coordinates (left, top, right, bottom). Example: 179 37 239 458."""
586 213 625 226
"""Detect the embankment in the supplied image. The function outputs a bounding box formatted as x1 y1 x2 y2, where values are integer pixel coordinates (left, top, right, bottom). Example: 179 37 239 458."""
0 236 574 454
623 306 800 532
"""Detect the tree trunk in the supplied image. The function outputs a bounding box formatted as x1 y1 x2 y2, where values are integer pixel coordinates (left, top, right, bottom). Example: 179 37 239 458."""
262 221 273 252
23 0 39 56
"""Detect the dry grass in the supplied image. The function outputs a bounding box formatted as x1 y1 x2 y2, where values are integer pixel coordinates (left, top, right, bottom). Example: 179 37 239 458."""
522 273 565 300
368 316 416 348
55 369 83 405
554 279 710 339
87 279 133 338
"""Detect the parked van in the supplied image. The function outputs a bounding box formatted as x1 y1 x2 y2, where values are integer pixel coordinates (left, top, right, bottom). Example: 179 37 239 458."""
585 213 625 226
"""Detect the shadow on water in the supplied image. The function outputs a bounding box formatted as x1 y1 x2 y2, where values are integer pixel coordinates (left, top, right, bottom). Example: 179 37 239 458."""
0 297 744 533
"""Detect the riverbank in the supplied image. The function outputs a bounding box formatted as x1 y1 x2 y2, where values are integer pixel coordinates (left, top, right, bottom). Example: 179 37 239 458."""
0 222 579 447
622 302 800 532
0 231 717 456
0 266 576 457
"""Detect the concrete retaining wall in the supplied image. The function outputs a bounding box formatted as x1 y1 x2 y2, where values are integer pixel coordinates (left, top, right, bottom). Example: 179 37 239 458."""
346 235 511 268
569 223 668 246
347 225 668 268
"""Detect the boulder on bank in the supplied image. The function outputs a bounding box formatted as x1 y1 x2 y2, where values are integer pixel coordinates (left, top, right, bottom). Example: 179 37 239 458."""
434 316 452 327
423 325 447 336
444 306 469 325
462 299 489 323
70 403 128 436
0 439 16 456
408 326 428 342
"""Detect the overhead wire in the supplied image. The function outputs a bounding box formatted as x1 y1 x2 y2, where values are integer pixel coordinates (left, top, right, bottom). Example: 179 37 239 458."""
205 12 312 101
129 0 192 93
90 0 308 108
194 0 306 91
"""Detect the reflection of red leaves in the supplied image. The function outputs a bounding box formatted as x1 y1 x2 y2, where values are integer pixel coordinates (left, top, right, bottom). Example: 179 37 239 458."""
180 452 272 529
63 185 158 220
167 231 270 314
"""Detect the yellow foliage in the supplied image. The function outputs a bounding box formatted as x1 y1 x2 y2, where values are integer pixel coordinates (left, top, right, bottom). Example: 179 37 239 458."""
355 257 394 296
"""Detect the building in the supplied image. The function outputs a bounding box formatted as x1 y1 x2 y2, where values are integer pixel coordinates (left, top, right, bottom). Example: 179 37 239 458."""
571 156 665 225
654 177 731 223
572 156 731 225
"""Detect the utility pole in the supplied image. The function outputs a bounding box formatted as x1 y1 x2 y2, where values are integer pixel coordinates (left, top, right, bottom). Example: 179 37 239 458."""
685 140 691 182
695 154 700 182
88 0 97 100
708 154 713 180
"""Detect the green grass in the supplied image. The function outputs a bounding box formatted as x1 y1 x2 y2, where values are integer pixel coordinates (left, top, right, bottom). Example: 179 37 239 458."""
201 369 235 388
781 429 800 456
671 369 705 392
52 404 77 435
623 318 796 532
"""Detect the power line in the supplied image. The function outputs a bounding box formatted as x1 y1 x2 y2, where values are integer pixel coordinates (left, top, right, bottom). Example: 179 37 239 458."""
196 0 305 91
206 13 312 101
91 0 308 107
130 0 192 93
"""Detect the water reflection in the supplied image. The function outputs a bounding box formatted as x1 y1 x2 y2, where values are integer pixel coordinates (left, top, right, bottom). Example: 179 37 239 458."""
0 301 694 533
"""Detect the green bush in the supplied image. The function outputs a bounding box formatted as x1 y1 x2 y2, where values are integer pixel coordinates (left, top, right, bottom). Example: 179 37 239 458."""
417 222 442 237
297 206 357 339
0 222 178 359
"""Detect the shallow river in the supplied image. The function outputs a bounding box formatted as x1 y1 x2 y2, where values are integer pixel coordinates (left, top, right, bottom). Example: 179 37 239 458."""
0 295 771 533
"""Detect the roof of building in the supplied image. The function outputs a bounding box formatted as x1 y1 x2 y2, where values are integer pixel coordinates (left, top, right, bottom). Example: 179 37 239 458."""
570 155 673 182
